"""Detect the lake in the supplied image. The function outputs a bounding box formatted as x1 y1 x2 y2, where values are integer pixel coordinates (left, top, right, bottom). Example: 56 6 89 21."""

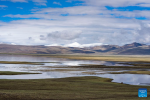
0 54 150 86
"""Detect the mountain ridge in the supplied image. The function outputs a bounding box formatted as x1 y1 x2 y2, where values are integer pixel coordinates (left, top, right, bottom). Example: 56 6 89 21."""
0 42 149 55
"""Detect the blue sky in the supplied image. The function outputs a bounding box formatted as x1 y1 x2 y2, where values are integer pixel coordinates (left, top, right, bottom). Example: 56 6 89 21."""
0 0 85 21
0 0 150 46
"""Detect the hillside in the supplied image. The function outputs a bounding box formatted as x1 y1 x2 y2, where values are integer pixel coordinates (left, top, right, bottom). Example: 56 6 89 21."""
0 42 149 55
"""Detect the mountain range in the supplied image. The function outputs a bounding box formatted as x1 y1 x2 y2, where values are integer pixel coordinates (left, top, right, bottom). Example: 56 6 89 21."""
0 42 150 55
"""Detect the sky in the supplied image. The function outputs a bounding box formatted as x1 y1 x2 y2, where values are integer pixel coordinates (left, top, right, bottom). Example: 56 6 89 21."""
1 0 150 47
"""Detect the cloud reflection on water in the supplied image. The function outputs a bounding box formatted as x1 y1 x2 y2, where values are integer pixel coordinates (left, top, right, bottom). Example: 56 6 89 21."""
0 55 149 86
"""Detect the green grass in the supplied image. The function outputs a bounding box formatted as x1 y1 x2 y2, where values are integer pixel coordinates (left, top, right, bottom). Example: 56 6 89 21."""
0 61 60 65
0 76 149 100
42 55 150 62
0 54 150 99
2 53 150 62
110 71 150 75
0 71 41 75
71 64 150 69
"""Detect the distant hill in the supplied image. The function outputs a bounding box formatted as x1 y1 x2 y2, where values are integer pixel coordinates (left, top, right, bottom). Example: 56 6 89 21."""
121 42 145 49
0 42 150 55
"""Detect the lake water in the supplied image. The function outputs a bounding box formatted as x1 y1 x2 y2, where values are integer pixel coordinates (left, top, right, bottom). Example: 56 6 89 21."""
0 54 150 86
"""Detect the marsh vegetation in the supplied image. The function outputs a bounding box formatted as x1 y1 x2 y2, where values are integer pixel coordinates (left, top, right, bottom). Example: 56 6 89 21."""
0 76 149 100
0 54 150 99
0 71 41 75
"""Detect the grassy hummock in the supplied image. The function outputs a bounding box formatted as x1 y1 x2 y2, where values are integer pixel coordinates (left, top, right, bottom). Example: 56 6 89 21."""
0 71 41 75
0 61 60 65
110 71 150 75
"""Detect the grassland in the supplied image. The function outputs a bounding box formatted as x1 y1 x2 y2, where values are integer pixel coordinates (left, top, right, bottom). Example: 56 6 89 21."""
2 53 150 62
42 54 150 62
0 54 150 99
110 71 150 75
0 61 60 65
0 76 149 100
0 71 41 75
71 64 150 69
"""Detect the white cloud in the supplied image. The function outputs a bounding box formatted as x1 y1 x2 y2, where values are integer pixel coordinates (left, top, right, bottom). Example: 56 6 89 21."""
46 30 82 40
108 10 150 19
17 7 23 9
32 6 105 15
0 9 142 45
5 4 150 20
53 2 62 6
0 5 8 8
1 0 150 45
9 0 28 2
2 0 47 6
70 0 150 7
32 0 47 6
137 3 150 7
10 0 27 2
5 9 150 20
133 21 150 43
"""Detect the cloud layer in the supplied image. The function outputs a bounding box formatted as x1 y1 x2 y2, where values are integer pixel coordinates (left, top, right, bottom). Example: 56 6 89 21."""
1 0 47 5
0 0 150 46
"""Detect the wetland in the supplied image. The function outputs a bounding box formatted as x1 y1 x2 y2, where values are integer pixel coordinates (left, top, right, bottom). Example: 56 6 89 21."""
0 54 150 99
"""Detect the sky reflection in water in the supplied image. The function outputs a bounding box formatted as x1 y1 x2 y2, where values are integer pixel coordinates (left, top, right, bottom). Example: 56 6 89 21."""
0 55 149 86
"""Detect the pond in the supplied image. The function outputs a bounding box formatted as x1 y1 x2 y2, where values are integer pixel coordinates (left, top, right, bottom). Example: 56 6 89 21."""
0 54 150 86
